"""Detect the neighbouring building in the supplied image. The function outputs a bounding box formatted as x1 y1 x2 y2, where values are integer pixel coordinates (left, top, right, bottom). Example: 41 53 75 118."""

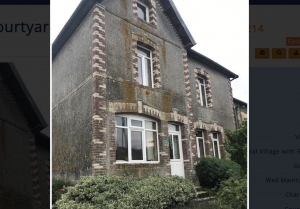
0 63 50 209
233 97 247 128
52 0 239 182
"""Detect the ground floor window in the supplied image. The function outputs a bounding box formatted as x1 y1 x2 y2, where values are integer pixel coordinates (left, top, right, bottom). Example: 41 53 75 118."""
211 132 221 158
196 130 206 158
115 115 159 163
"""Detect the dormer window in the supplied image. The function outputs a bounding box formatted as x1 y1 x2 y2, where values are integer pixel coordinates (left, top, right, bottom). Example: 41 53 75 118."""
137 1 149 22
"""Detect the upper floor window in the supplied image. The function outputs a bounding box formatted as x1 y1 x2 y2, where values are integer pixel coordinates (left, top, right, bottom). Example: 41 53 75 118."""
137 1 149 22
115 115 158 163
211 132 221 158
196 130 206 158
137 45 153 87
198 77 207 107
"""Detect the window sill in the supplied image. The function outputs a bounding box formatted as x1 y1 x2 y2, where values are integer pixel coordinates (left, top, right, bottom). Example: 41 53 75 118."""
137 18 157 29
197 104 213 110
116 161 160 164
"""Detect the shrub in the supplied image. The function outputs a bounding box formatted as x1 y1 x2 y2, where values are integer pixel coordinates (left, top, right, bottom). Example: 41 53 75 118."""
52 179 74 205
216 177 247 209
225 120 247 174
195 157 241 189
55 175 197 209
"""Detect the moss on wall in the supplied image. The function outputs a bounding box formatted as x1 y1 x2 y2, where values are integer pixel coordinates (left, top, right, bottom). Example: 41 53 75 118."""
162 93 173 112
121 19 132 74
121 81 136 103
162 40 167 65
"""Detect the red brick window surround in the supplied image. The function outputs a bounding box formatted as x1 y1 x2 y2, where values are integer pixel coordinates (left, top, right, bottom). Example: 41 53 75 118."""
133 0 157 28
132 34 161 88
194 68 213 108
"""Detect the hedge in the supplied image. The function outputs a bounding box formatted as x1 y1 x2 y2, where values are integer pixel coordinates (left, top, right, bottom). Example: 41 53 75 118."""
52 179 74 206
55 175 197 209
195 157 241 189
216 177 247 209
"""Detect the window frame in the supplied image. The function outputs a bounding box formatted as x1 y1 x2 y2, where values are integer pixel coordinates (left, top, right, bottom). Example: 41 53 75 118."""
115 114 159 164
137 1 149 22
137 45 153 88
196 130 206 158
168 123 181 160
198 76 208 107
211 132 221 158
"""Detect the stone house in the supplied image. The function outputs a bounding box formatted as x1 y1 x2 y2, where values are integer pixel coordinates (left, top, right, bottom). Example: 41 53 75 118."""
0 63 50 209
52 0 239 181
233 97 247 128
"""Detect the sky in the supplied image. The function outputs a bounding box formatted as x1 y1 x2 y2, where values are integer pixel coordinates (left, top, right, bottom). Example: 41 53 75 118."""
51 0 248 103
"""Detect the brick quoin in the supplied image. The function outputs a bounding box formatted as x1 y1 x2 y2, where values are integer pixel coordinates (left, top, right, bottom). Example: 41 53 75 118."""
92 5 107 176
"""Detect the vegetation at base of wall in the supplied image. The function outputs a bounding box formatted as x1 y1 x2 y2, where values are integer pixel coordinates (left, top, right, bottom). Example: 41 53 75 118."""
54 175 197 209
216 176 247 209
178 203 219 209
52 179 74 206
224 120 247 174
195 157 241 189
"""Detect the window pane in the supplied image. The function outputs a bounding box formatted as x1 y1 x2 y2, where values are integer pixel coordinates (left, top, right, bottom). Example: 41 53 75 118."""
138 56 143 85
212 133 218 139
131 131 143 160
116 116 127 127
137 47 150 57
168 124 179 132
173 135 180 159
137 3 147 20
145 121 156 130
198 138 205 158
131 120 142 127
201 85 206 106
146 131 158 161
116 128 128 161
146 58 152 87
169 135 173 159
196 131 203 137
199 78 204 85
214 141 219 158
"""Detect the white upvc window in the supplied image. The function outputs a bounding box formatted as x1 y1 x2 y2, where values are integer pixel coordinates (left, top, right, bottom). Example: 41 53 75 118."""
137 1 149 22
198 77 207 107
137 45 153 87
168 123 181 160
115 115 159 163
211 132 221 158
196 130 206 158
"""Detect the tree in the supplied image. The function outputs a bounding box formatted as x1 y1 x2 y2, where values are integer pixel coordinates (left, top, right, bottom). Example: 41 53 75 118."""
224 120 247 174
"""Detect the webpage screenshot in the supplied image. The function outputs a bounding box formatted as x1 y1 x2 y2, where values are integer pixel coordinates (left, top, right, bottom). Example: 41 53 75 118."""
250 1 300 208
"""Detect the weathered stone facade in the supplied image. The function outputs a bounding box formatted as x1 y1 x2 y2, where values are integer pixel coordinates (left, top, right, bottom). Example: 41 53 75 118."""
52 0 239 182
233 98 247 128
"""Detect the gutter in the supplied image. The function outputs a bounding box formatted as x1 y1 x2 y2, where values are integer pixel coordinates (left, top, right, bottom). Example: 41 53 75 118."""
230 75 239 81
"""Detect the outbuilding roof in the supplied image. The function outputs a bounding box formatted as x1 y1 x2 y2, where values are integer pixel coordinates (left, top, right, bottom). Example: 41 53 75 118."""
233 97 247 107
187 49 239 79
